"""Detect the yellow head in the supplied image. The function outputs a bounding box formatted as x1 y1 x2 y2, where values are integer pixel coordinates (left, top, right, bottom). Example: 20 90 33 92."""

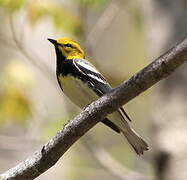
48 37 85 59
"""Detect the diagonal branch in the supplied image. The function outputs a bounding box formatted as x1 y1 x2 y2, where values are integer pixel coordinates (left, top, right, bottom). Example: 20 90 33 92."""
1 38 187 180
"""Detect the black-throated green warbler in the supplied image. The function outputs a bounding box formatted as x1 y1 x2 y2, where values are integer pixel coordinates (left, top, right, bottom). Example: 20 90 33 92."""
48 37 148 155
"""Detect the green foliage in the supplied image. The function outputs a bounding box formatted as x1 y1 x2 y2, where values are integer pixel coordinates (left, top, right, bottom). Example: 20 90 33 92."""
0 0 109 36
0 88 31 124
27 3 48 24
183 0 187 4
50 6 83 36
132 7 144 31
26 1 83 36
73 0 109 9
0 61 32 125
0 0 25 13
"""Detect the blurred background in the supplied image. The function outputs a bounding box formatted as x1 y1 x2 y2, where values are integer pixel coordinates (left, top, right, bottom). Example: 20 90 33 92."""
0 0 187 180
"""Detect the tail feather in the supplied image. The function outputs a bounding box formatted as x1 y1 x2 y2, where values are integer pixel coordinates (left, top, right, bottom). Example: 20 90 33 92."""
121 128 149 155
108 111 149 155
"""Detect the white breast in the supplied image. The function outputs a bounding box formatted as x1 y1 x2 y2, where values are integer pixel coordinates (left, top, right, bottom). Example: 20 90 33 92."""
58 75 99 108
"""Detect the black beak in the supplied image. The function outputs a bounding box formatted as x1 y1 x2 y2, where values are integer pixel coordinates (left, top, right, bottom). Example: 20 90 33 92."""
48 38 57 45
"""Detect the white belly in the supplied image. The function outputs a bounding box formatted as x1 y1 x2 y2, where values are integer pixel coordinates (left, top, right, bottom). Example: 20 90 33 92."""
59 75 129 132
59 75 99 108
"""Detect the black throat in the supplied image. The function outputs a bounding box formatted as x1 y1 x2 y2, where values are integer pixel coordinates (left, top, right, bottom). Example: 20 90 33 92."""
55 46 66 76
55 46 76 77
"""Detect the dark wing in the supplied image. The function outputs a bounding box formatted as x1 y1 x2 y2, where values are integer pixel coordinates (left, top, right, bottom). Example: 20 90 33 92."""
72 59 121 133
73 58 132 122
73 58 112 95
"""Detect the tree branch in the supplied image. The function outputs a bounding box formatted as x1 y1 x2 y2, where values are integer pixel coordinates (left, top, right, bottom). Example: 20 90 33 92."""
1 38 187 180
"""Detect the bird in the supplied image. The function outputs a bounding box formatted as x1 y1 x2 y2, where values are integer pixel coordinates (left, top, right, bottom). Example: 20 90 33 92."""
48 37 148 155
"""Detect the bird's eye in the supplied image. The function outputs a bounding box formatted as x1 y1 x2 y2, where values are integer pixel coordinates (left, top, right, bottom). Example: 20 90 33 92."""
64 43 73 48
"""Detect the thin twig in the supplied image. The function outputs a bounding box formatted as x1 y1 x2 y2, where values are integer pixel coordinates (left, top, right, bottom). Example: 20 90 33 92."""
0 37 187 180
8 15 56 86
0 35 17 49
82 135 150 180
85 0 120 48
